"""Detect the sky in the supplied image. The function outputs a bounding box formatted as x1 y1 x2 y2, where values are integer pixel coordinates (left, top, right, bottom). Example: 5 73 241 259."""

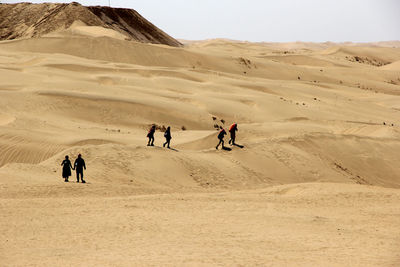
2 0 400 42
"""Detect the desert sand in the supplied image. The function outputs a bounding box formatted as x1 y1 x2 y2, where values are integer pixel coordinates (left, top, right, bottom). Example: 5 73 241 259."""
1 3 400 267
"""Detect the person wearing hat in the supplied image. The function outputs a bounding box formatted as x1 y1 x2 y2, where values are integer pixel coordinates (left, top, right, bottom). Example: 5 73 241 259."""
74 154 86 183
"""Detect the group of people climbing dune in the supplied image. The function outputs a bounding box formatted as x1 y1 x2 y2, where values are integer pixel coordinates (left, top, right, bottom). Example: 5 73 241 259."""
60 123 241 182
146 123 240 150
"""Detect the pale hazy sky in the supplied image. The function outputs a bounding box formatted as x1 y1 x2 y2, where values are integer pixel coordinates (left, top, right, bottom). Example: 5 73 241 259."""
3 0 400 42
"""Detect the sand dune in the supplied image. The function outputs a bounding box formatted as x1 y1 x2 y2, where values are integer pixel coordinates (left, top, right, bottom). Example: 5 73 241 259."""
0 113 15 125
47 22 130 41
1 6 400 265
382 60 400 71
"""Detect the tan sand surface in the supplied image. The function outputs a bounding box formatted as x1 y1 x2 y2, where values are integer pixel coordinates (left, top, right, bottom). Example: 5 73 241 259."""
2 184 400 266
1 27 400 265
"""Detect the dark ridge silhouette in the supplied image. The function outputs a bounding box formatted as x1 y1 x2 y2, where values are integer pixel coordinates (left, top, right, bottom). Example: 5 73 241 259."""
0 2 182 47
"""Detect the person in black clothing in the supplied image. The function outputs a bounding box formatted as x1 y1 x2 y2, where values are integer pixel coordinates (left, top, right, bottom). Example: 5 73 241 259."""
74 154 86 183
163 126 172 148
61 155 73 182
216 127 227 150
147 125 156 146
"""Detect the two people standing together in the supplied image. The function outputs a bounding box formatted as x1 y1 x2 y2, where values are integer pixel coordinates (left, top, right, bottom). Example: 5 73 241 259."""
147 125 172 149
61 154 86 183
216 123 238 150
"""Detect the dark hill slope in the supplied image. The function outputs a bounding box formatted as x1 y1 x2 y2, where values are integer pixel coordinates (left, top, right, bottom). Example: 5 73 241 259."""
0 2 181 47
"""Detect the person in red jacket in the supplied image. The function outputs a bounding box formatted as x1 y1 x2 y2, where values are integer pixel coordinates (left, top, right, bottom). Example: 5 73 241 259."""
228 123 238 145
216 127 227 150
147 125 156 146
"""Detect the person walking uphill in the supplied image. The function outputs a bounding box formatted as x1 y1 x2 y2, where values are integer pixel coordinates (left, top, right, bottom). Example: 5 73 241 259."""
163 126 172 148
74 154 86 183
228 123 238 145
61 155 73 182
216 127 227 150
147 125 156 146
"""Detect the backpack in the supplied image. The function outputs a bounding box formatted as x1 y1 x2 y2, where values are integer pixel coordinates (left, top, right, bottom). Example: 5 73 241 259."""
218 129 226 139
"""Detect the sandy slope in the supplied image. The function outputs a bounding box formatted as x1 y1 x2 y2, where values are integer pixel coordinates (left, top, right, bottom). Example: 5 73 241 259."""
2 184 400 266
1 32 400 266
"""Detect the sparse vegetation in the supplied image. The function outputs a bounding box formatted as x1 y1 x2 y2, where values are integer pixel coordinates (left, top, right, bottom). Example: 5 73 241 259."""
148 124 167 132
345 55 390 66
238 57 256 69
211 116 226 130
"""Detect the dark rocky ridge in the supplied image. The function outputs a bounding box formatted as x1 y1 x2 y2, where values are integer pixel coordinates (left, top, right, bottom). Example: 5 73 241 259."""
0 2 182 47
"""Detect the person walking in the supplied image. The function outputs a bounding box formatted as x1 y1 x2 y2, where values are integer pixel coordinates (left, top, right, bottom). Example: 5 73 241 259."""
61 155 73 182
216 127 227 150
228 123 238 145
163 126 172 148
74 154 86 183
147 125 156 146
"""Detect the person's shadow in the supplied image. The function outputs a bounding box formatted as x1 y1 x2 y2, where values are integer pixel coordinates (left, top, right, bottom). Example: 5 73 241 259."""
233 143 245 148
222 146 232 151
168 147 179 152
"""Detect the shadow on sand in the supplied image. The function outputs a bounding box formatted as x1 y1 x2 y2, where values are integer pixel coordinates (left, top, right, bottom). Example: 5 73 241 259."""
233 144 245 148
222 146 232 151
